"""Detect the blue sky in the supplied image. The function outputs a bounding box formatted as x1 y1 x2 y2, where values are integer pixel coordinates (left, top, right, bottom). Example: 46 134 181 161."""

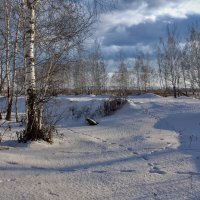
94 0 200 71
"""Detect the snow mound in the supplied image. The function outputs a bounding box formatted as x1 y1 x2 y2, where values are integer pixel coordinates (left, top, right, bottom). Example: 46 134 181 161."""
133 93 162 99
177 96 194 100
46 98 105 127
46 96 133 127
111 100 140 116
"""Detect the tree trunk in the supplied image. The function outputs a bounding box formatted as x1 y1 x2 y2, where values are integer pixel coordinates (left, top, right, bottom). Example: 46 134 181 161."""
6 18 20 121
15 95 19 122
24 0 38 140
22 0 28 126
173 86 177 98
183 73 188 96
5 0 11 121
6 101 12 121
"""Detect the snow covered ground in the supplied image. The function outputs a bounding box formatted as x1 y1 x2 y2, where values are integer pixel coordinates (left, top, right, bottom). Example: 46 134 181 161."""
1 94 200 199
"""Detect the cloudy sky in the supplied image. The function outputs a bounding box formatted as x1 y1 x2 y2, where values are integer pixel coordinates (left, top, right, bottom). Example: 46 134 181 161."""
94 0 200 71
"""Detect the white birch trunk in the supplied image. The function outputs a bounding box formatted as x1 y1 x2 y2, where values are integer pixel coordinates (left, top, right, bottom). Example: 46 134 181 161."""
25 0 37 92
24 0 38 138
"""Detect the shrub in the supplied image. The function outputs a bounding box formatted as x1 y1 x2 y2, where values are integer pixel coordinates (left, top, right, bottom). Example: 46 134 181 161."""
103 96 127 116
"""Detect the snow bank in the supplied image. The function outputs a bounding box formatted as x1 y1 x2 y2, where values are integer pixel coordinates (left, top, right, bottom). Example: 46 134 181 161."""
177 96 194 100
132 93 162 99
0 95 110 126
46 97 106 126
0 96 25 113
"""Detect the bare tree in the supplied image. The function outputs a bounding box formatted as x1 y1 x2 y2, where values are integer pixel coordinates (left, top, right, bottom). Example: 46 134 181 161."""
72 45 88 95
88 40 107 94
184 25 200 95
158 26 181 98
111 53 129 96
5 1 22 121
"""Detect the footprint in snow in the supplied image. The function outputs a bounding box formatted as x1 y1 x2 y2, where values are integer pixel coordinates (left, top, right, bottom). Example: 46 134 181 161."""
142 155 149 160
7 178 16 182
176 171 200 175
31 166 46 170
92 170 107 174
127 147 133 151
49 192 59 197
149 164 166 175
120 169 136 173
149 168 166 175
126 147 139 155
59 169 77 173
148 162 159 166
7 161 18 165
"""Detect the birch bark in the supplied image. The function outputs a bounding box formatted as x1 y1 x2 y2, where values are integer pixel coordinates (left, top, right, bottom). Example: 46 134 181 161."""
24 0 38 139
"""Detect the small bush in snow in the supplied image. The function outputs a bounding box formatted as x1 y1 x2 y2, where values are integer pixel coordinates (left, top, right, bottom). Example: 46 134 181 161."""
69 105 101 119
16 130 26 143
103 96 127 116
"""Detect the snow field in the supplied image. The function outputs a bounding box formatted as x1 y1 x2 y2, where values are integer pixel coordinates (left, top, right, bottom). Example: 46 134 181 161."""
0 94 200 199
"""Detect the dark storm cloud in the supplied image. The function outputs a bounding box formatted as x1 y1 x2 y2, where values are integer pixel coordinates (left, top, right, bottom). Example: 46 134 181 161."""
102 21 165 47
94 0 200 69
103 15 200 47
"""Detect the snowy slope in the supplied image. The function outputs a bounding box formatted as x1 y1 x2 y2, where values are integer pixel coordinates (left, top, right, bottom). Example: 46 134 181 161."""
0 94 200 199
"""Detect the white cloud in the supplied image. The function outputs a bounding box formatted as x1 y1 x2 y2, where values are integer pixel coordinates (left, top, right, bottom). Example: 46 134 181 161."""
96 0 200 36
92 0 200 72
102 43 155 57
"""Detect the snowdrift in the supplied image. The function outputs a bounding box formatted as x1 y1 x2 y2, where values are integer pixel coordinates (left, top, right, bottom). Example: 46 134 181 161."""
131 93 162 99
46 97 107 126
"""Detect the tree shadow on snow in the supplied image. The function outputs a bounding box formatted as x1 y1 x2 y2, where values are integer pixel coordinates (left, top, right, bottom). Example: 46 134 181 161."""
154 112 200 149
154 112 200 198
0 140 30 148
1 149 200 199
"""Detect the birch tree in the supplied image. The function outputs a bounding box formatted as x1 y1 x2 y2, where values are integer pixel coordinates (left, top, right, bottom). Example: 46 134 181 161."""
112 56 129 96
89 40 107 94
20 0 115 142
158 26 181 98
73 47 88 95
23 0 38 140
185 25 200 94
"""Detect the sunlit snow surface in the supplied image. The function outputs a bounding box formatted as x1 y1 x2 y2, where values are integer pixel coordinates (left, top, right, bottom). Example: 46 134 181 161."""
0 94 200 200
